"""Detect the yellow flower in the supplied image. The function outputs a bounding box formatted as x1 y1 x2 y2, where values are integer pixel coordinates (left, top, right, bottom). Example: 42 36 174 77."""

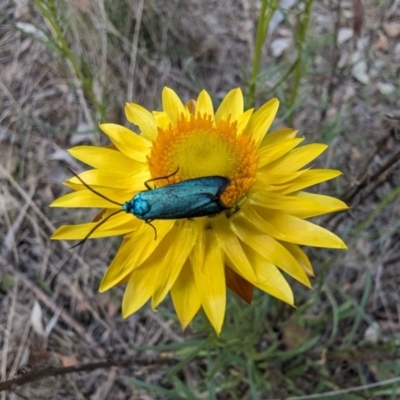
51 87 348 333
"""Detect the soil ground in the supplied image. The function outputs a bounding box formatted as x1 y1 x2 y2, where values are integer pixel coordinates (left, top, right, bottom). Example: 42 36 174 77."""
1 0 400 399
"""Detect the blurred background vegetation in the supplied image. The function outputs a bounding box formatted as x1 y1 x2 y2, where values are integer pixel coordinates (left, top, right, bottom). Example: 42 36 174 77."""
1 0 400 398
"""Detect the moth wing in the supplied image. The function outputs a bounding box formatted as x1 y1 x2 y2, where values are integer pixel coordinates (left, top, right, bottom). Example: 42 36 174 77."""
158 176 230 197
138 176 230 219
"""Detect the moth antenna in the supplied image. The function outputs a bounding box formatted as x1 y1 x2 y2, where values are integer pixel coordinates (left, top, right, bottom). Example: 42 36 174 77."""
66 168 122 207
70 209 125 249
144 167 180 190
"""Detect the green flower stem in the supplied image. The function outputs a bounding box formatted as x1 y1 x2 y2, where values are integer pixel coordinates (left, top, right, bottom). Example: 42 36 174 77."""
247 0 279 109
34 0 105 119
354 184 400 237
288 0 314 124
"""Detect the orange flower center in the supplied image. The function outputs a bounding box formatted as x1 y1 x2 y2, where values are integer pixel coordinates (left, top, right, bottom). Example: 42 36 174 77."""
148 112 258 207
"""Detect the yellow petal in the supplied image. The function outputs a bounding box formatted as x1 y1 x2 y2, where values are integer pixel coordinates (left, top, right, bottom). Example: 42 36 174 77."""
236 108 254 135
100 220 175 291
50 189 125 209
125 103 158 141
244 98 279 147
122 266 157 317
185 99 196 114
151 221 198 308
254 207 347 249
210 214 256 282
153 111 171 129
258 138 304 168
196 90 214 119
66 169 148 191
215 88 243 122
240 202 296 243
249 190 347 217
51 212 138 240
192 230 226 334
264 144 328 174
288 191 348 218
100 235 135 291
254 170 306 188
260 128 298 147
190 218 206 270
162 87 187 124
68 146 140 171
99 123 151 162
63 181 87 191
281 242 314 276
242 243 294 305
122 223 186 316
230 213 311 287
279 169 343 194
171 261 202 329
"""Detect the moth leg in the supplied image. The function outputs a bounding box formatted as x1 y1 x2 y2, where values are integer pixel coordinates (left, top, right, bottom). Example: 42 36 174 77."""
144 168 180 190
145 219 158 240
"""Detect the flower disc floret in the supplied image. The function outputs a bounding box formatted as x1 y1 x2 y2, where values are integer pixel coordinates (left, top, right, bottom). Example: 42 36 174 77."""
148 113 258 207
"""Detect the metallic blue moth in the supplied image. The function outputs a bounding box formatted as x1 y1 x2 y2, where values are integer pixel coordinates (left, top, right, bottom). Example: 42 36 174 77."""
123 176 230 220
67 168 230 246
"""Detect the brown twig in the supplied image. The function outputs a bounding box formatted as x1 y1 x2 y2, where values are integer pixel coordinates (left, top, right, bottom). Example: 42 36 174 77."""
358 148 400 204
0 353 179 393
323 116 400 229
342 138 400 205
352 0 364 36
327 152 400 234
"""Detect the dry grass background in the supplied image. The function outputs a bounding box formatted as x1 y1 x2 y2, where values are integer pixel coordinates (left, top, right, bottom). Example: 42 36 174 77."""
1 0 400 399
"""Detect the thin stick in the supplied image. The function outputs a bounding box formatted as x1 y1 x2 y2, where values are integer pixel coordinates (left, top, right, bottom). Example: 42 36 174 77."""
0 356 177 392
